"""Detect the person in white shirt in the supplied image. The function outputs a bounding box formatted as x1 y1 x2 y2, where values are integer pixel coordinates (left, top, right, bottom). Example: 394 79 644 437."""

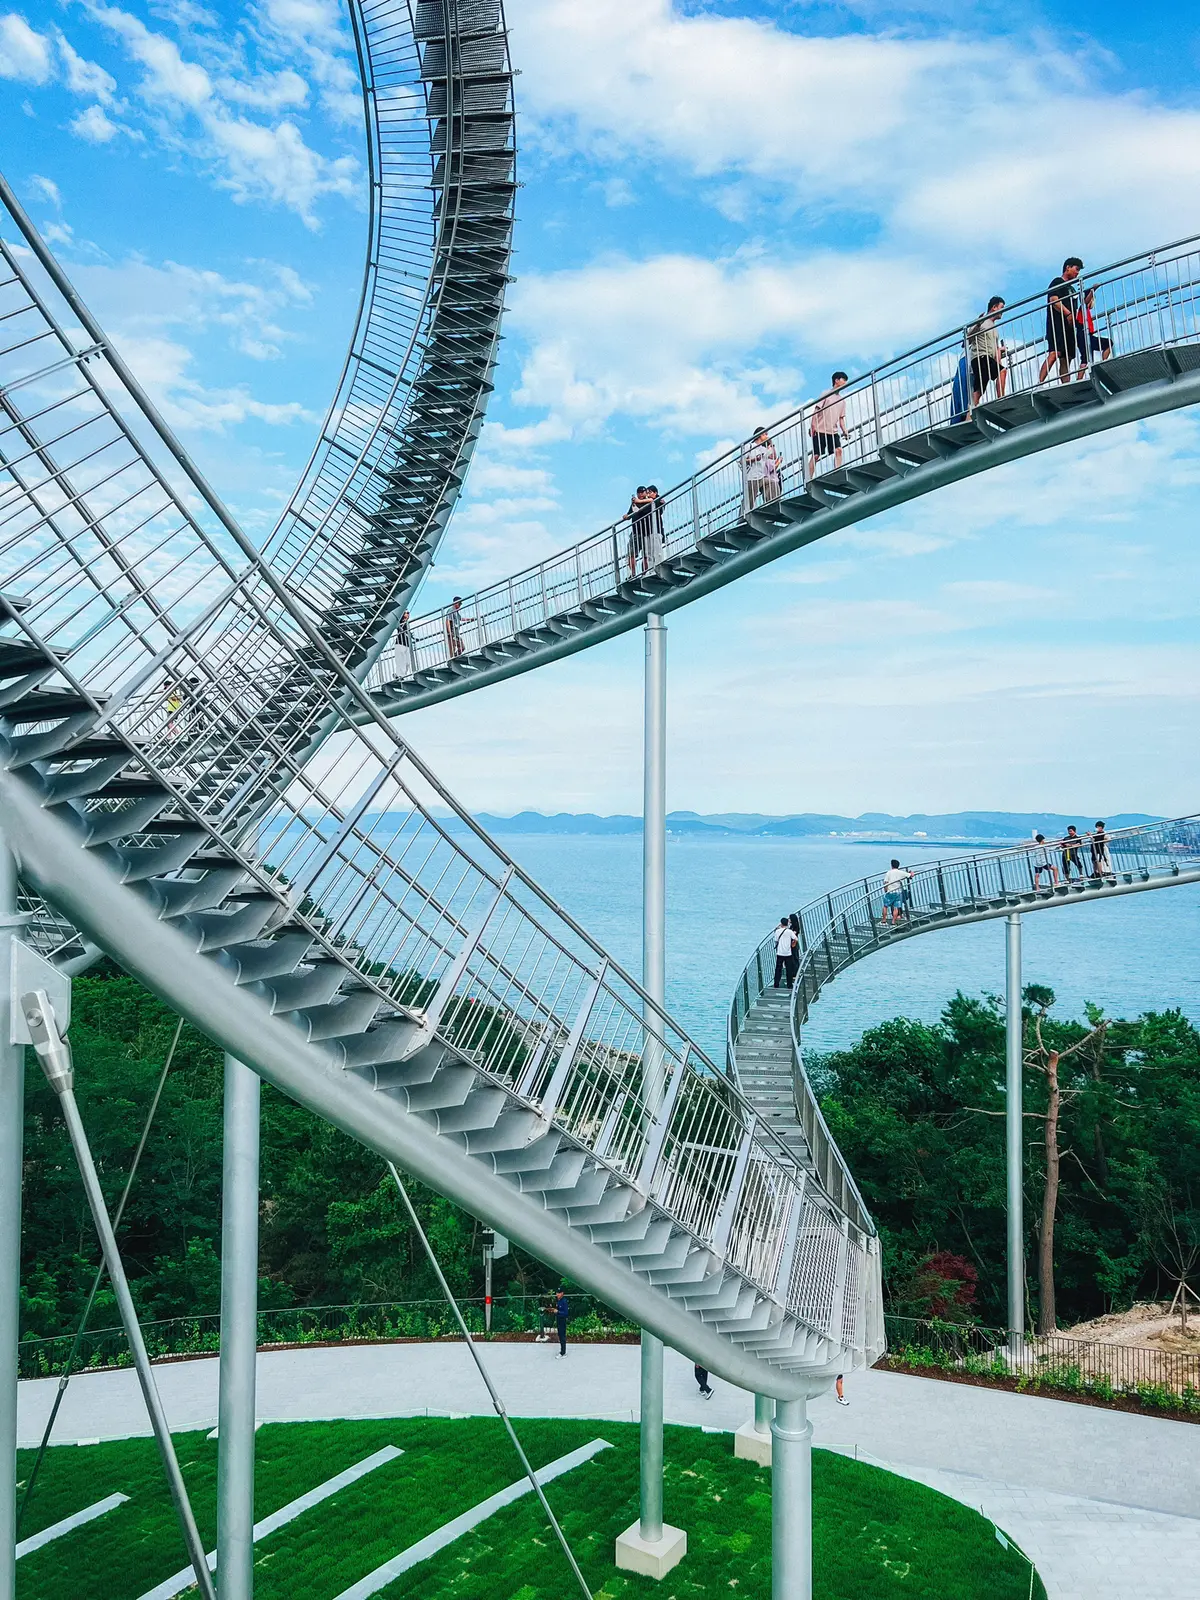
773 917 797 988
881 859 911 926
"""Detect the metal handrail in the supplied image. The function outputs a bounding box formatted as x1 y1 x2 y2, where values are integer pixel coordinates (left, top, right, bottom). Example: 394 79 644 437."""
371 234 1200 685
727 814 1200 1237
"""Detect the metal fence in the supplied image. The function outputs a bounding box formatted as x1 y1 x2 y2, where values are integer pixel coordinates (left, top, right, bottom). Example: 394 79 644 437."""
885 1314 1200 1397
371 236 1200 685
16 1295 640 1380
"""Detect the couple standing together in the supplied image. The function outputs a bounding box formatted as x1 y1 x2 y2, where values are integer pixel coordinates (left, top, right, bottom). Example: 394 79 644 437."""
773 915 801 988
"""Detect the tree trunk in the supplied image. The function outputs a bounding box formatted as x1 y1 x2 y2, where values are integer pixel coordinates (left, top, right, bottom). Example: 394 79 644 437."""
1039 1051 1061 1335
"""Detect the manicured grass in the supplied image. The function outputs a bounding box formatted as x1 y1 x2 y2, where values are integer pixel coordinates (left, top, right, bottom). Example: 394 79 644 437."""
16 1417 1044 1600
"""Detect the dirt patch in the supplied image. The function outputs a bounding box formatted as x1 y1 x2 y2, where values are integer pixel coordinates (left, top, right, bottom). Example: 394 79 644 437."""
1061 1301 1200 1355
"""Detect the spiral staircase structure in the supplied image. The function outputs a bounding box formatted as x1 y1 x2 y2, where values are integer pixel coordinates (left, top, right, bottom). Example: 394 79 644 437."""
7 0 1200 1431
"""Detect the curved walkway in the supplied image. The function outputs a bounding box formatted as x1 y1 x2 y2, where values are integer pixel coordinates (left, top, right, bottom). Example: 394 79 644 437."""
18 1344 1200 1600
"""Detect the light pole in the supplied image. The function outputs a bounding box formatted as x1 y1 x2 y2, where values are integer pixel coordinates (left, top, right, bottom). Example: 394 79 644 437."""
1006 913 1024 1350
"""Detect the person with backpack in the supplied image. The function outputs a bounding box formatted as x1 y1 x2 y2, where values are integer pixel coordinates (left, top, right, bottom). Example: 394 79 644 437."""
773 917 797 987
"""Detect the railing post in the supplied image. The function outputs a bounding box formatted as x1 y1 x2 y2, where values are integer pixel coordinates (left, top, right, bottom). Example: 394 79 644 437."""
612 529 621 589
0 832 21 1600
690 476 701 545
937 864 946 905
574 544 584 609
507 578 517 635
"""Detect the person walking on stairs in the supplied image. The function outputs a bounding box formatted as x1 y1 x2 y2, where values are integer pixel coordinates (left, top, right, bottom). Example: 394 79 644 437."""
694 1364 714 1399
773 917 797 987
881 860 911 926
554 1286 570 1357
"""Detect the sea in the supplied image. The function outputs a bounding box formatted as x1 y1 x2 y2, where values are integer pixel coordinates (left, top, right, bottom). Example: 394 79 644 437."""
489 834 1200 1064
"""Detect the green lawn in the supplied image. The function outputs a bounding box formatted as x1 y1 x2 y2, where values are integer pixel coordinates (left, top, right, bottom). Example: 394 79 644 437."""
16 1417 1044 1600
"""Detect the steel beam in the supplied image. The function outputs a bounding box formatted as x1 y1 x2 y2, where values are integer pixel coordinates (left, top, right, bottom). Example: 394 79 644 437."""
217 1054 260 1600
1005 914 1024 1348
0 833 20 1600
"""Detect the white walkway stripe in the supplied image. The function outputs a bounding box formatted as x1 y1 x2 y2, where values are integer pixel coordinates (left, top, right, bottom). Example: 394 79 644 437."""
135 1444 403 1600
16 1492 130 1558
332 1438 612 1600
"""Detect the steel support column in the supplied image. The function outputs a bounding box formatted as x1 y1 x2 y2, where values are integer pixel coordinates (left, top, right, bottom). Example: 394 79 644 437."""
1005 914 1024 1348
217 1054 260 1600
755 1393 774 1435
772 1395 813 1600
0 834 20 1600
641 614 666 1543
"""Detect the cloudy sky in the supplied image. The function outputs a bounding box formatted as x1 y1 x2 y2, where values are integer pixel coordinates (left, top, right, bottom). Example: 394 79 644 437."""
3 0 1200 816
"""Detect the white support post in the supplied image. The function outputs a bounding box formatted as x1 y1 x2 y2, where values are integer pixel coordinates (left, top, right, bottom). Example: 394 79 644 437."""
772 1395 813 1600
1006 913 1024 1354
617 613 686 1581
0 834 21 1600
217 1055 260 1600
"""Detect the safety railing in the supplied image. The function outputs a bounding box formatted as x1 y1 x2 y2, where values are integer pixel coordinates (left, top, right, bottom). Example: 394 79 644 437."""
728 815 1200 1234
0 189 875 1356
255 0 515 651
370 236 1200 685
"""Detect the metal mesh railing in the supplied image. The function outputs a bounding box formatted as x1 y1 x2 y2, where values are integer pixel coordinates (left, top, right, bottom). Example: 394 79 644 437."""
371 237 1200 685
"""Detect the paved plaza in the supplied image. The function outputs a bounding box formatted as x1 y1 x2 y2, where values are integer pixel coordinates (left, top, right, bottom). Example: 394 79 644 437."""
17 1341 1200 1598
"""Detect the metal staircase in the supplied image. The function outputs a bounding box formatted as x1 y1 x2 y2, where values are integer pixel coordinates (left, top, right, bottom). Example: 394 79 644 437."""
0 173 881 1398
365 243 1200 716
728 816 1200 1238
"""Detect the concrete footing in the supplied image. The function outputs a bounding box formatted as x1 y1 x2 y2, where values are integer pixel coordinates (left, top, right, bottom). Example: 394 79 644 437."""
615 1520 687 1579
734 1420 773 1466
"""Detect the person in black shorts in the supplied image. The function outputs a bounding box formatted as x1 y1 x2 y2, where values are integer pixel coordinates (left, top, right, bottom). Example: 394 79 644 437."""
1039 257 1083 385
807 371 849 476
966 295 1007 409
1075 287 1112 378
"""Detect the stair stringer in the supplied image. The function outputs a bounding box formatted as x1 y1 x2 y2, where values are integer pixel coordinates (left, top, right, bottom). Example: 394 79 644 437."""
0 759 840 1401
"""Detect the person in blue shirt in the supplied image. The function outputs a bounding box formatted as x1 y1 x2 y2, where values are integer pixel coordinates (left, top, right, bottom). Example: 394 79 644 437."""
555 1287 569 1358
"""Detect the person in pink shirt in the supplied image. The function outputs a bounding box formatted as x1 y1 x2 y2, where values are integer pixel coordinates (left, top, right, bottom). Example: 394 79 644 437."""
807 371 849 477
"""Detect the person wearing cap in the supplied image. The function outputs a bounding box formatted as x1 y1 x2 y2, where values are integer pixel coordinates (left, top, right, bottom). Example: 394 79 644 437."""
742 425 781 511
444 595 471 659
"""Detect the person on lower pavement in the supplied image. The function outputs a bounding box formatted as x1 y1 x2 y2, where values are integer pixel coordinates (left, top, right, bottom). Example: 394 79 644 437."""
554 1286 569 1357
836 1373 849 1406
694 1364 714 1398
773 917 797 987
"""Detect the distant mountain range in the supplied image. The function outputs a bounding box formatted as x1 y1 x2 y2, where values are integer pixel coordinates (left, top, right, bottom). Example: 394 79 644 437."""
452 810 1162 842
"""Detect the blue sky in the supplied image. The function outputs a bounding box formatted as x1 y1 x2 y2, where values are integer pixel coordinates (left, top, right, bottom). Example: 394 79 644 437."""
3 0 1200 816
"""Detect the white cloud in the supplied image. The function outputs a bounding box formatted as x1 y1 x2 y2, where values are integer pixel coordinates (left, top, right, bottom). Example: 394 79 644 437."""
218 66 307 110
57 31 116 100
0 13 52 82
507 250 967 438
508 0 1200 266
116 331 317 431
86 1 213 107
80 1 359 224
29 174 61 208
69 104 126 143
